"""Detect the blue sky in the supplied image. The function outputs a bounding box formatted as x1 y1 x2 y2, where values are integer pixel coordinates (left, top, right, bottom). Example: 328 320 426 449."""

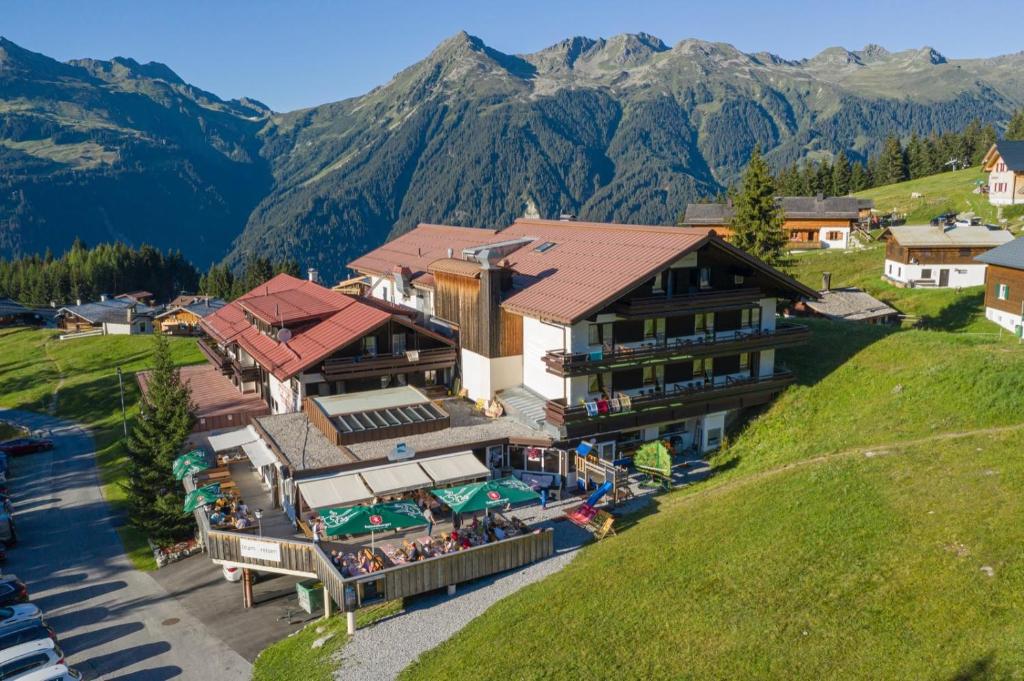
4 0 1015 112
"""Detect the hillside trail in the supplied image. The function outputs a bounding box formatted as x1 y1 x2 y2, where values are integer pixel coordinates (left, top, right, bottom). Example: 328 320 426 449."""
673 422 1024 508
42 337 66 416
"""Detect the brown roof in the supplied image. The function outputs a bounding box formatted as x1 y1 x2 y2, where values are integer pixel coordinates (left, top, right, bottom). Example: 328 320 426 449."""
428 258 483 278
137 364 270 421
348 224 500 284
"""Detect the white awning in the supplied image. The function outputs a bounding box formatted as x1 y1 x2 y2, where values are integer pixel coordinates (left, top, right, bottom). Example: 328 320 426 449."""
207 426 258 452
360 462 433 496
299 474 374 510
241 440 277 468
419 451 490 486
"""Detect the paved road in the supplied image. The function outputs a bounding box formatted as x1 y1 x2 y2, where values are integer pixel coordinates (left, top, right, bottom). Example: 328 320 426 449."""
0 409 251 681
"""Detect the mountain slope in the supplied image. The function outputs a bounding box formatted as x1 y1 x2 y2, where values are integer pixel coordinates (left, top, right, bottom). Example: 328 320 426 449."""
2 34 1024 278
0 37 272 267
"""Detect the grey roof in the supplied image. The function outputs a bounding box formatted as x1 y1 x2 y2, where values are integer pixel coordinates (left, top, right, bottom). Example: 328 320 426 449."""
256 412 356 471
57 298 157 324
889 224 1014 248
154 298 226 320
804 288 898 322
681 196 870 226
343 398 549 462
976 236 1024 270
0 298 30 317
994 140 1024 172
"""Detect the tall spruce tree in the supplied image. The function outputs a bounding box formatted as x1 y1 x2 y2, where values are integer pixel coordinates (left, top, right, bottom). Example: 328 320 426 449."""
126 334 196 544
849 162 868 192
1006 109 1024 141
730 146 789 269
879 135 907 184
831 151 852 195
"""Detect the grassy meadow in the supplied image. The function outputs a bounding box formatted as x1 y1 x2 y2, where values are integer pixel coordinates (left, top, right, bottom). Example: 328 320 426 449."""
0 327 204 569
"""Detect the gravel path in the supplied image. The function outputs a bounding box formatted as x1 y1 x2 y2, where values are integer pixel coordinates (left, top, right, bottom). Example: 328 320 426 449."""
332 458 713 681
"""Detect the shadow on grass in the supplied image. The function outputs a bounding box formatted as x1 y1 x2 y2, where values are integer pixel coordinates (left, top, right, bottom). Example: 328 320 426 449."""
921 290 986 332
949 652 1014 681
780 318 895 387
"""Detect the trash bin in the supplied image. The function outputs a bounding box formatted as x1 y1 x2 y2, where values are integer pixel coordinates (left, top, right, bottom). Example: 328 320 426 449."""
296 579 324 614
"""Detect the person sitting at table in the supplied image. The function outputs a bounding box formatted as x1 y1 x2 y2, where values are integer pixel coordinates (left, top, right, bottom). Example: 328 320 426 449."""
236 499 249 516
403 540 420 562
339 558 352 578
493 525 507 541
459 534 472 549
329 549 341 566
419 538 434 558
234 515 250 529
209 510 225 525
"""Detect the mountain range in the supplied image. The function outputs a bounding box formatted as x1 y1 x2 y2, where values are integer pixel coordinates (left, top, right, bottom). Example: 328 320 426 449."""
2 32 1023 280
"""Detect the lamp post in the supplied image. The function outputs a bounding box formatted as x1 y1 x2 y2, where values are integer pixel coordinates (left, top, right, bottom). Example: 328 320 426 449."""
116 367 127 437
255 509 263 538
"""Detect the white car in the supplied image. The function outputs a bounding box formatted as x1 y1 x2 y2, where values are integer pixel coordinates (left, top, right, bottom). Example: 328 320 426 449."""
0 639 65 679
9 664 81 681
0 605 42 631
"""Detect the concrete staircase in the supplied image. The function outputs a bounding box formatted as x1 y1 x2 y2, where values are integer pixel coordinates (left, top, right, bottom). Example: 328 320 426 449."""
497 385 549 431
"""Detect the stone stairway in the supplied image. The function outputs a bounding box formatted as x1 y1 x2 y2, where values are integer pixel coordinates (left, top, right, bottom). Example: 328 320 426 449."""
497 385 549 431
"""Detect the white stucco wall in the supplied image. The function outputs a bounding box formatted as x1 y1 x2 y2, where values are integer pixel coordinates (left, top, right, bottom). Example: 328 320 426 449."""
461 348 523 402
819 227 850 250
522 317 567 400
758 349 775 377
701 411 727 452
759 298 777 332
985 306 1023 334
884 260 988 288
988 169 1022 206
269 373 299 414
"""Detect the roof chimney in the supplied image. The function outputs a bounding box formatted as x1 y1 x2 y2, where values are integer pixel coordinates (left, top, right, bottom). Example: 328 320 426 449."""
822 272 831 292
76 298 82 306
558 213 577 222
447 248 454 259
126 305 135 322
100 293 108 302
307 267 319 283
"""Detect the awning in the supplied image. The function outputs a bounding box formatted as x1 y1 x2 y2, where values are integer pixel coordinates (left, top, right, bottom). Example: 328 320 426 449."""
299 474 374 510
360 462 433 496
419 451 490 486
207 426 258 452
241 440 277 468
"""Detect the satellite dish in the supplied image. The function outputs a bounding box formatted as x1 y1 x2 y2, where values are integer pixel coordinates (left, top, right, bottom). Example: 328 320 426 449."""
277 327 293 343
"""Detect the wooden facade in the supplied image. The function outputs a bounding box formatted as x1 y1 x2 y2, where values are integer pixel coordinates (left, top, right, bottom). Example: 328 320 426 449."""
705 217 854 244
58 312 97 332
156 308 203 334
886 241 991 266
984 264 1024 316
433 267 520 358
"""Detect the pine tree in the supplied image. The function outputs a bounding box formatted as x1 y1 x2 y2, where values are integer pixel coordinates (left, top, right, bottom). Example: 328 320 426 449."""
730 146 789 269
831 151 852 195
1006 109 1024 141
125 334 196 544
879 135 907 185
974 124 997 165
850 162 868 192
906 134 932 179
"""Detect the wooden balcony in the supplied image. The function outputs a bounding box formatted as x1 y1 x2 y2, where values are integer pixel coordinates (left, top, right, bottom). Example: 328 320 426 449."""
196 336 231 375
232 358 260 383
321 346 457 381
544 369 796 438
543 322 810 377
613 287 763 317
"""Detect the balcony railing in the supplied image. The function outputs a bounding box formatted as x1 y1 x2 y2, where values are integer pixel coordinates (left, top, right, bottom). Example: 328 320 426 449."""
613 287 763 317
232 358 260 383
544 369 796 436
543 323 809 377
321 346 457 381
197 337 231 374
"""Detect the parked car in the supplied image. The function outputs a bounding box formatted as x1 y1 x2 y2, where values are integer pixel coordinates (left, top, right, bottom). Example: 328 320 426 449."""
6 663 79 681
0 623 58 654
0 516 17 548
0 639 64 679
0 605 43 632
0 580 29 607
0 439 53 457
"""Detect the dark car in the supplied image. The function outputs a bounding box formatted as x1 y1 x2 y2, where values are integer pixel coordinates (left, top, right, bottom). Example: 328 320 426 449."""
0 439 52 457
0 581 28 607
0 622 57 653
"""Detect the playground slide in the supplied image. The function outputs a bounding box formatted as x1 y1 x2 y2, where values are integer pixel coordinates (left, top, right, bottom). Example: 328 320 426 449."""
586 481 613 507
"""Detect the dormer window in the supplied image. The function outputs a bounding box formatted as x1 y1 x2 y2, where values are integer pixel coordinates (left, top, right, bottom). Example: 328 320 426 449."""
699 267 712 290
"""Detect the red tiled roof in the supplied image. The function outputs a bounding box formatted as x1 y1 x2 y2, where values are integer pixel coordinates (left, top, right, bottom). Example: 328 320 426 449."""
201 274 393 381
348 224 500 283
138 364 269 420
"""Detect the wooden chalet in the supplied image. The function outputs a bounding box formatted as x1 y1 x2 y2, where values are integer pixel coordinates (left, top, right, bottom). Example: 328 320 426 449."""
982 140 1024 206
155 296 226 335
976 237 1024 334
884 224 1013 288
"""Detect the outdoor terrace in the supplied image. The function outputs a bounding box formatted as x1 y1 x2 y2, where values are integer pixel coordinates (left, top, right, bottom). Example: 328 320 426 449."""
542 322 810 377
197 336 231 374
612 287 763 318
321 346 457 382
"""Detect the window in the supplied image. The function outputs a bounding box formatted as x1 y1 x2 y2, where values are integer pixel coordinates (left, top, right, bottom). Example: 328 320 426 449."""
825 231 844 241
642 366 656 385
998 283 1010 301
534 241 557 253
921 269 932 279
699 267 712 289
423 369 438 385
643 318 665 339
694 357 712 378
362 336 377 355
596 441 616 462
695 312 715 333
652 272 664 293
959 248 972 257
588 324 601 346
740 307 761 328
588 374 603 394
888 264 892 274
739 352 750 370
0 653 51 678
733 274 745 285
381 287 389 301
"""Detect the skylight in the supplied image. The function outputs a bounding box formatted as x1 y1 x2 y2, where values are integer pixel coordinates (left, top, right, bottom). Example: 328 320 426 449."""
534 241 557 253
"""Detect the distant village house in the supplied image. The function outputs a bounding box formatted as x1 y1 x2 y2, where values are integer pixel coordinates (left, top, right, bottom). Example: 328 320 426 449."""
982 140 1024 206
976 237 1024 334
883 224 1013 288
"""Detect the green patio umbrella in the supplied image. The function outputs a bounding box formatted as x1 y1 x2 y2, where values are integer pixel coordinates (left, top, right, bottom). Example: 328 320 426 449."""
318 500 427 550
633 441 672 478
183 483 221 513
431 477 540 514
174 456 211 480
172 449 206 478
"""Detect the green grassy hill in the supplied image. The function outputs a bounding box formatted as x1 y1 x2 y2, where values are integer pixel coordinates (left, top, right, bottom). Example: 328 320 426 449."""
399 293 1024 675
854 166 1023 227
0 328 204 568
